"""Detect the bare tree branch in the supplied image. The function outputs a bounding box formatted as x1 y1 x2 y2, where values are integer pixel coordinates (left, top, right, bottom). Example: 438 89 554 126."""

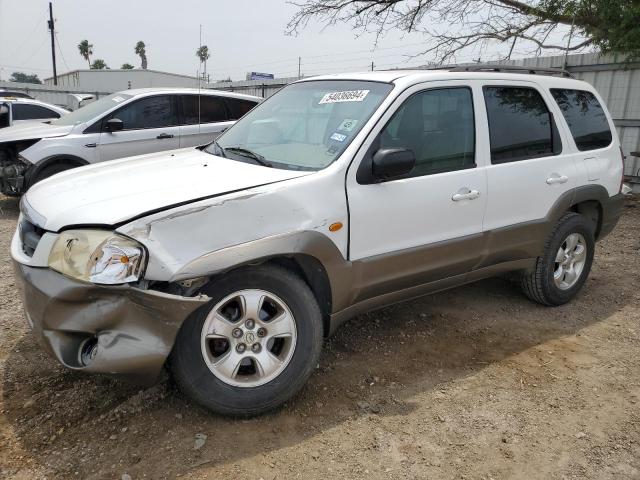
286 0 600 64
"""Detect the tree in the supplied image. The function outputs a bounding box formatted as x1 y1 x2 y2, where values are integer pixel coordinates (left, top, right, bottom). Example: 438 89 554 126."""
287 0 640 64
91 59 108 70
78 39 93 68
121 63 134 69
196 45 211 78
135 41 148 69
9 72 42 84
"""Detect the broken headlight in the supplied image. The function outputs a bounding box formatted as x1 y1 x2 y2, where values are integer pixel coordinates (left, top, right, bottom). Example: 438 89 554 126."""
48 230 146 285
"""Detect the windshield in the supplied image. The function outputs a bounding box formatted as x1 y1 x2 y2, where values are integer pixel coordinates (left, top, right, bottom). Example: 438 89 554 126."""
207 80 393 170
51 93 133 126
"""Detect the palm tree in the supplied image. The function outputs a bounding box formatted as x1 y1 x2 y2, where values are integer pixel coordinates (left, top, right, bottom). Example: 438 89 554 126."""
196 45 210 79
121 63 134 70
78 40 93 68
90 59 107 70
135 41 148 70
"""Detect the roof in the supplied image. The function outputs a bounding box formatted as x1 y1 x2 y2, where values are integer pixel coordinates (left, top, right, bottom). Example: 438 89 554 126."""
116 87 261 101
299 69 591 90
44 68 200 82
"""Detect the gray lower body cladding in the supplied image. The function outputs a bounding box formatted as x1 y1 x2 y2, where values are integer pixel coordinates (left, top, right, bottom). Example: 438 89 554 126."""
13 261 208 384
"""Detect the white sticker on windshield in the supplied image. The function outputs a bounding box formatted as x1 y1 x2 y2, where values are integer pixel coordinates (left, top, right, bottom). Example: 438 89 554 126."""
330 132 347 142
319 90 369 104
112 96 125 103
338 119 358 132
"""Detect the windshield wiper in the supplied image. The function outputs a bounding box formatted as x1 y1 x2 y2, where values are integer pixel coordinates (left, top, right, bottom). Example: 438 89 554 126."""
225 146 273 168
207 139 226 157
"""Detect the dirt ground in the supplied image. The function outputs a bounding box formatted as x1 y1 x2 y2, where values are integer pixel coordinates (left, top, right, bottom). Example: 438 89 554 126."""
0 194 639 480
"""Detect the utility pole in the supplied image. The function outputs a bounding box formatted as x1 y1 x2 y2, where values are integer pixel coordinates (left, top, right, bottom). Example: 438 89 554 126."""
298 57 301 78
48 2 57 85
371 61 375 71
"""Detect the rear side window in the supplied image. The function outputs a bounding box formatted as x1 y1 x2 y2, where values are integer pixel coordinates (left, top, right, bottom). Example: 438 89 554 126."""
551 89 612 151
225 98 257 120
109 95 178 130
379 87 475 177
12 103 60 120
484 86 559 164
180 95 228 124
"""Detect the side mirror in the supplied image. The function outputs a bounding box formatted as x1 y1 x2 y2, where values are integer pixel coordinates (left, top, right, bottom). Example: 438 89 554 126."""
372 148 416 180
105 118 123 132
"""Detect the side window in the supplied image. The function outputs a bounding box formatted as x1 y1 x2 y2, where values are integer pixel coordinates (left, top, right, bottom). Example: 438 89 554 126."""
12 104 60 120
180 95 228 124
483 86 560 164
109 95 178 130
225 98 257 120
551 89 612 151
379 87 475 177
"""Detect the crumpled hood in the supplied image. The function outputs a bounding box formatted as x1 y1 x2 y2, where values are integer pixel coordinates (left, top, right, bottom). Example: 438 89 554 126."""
0 121 74 143
24 148 313 231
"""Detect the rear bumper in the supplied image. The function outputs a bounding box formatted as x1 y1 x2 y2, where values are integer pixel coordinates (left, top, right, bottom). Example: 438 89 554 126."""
13 261 208 384
598 193 625 240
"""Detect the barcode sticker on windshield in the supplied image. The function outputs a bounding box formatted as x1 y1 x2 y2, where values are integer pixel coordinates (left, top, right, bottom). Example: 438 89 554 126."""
319 90 369 104
112 96 125 103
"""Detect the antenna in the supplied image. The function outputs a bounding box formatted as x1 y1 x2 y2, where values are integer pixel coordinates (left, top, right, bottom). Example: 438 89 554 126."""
198 24 202 133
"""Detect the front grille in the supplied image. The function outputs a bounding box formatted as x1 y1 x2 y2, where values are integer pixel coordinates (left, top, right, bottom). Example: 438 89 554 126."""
19 217 44 257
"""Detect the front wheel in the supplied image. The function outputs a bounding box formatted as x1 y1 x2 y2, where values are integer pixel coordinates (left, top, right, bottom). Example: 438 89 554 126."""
521 212 595 306
170 265 323 416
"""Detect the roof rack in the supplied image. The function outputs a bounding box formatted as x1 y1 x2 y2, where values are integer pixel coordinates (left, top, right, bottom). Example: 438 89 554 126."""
448 64 573 78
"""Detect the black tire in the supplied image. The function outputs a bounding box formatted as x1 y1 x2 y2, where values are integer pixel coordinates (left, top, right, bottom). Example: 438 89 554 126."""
170 265 323 416
521 212 595 306
27 161 78 189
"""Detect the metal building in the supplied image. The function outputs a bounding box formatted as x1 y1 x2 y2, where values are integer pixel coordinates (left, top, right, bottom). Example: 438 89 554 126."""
43 69 201 92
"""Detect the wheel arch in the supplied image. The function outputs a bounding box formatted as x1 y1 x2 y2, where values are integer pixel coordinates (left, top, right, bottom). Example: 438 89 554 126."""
170 231 354 336
26 154 89 185
565 184 609 240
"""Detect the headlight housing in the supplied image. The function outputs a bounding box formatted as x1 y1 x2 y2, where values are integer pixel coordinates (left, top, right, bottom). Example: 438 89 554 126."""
48 230 146 285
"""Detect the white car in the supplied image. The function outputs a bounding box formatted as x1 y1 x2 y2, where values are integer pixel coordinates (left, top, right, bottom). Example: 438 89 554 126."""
0 88 260 195
12 68 624 416
0 96 69 128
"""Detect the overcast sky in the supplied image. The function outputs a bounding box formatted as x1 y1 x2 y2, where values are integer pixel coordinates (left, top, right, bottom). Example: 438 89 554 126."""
0 0 571 82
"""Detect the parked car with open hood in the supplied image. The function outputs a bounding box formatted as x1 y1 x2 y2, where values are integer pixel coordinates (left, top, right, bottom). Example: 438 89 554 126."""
0 87 260 196
12 67 624 416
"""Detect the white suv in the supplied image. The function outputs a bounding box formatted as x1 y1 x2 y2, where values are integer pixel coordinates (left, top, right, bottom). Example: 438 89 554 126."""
0 96 69 128
0 88 260 195
12 68 624 416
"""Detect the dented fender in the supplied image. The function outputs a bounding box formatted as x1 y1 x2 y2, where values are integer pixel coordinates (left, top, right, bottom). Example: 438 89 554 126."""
117 170 350 302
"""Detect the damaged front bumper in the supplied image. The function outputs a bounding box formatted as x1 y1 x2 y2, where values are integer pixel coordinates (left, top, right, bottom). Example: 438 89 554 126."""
13 261 209 384
0 159 28 196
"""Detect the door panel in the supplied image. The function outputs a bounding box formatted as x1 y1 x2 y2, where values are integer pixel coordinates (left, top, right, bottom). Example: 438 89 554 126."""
178 95 234 148
347 82 488 302
98 126 180 161
179 121 234 148
98 95 180 161
481 83 577 233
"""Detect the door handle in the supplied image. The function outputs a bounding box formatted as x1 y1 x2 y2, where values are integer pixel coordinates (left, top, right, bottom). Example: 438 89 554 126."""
451 189 480 201
156 133 174 139
84 143 97 148
546 174 568 185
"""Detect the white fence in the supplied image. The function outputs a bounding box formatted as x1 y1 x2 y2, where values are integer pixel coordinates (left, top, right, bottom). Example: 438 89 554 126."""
0 80 109 107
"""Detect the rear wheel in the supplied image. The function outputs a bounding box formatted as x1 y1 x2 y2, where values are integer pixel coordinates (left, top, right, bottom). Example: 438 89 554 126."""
170 265 323 416
521 212 595 306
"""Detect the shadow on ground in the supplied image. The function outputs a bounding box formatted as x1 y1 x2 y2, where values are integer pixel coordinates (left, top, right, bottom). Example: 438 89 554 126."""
2 269 631 478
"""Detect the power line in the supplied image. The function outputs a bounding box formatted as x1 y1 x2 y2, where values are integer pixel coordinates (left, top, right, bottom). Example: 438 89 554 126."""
54 32 71 72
